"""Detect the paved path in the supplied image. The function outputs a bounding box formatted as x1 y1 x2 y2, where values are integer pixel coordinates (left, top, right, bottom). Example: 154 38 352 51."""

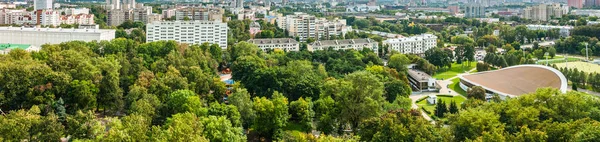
409 68 475 123
578 88 600 97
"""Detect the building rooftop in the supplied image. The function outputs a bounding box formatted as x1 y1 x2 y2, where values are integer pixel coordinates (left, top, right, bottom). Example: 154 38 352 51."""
247 38 299 44
0 43 30 50
459 65 568 97
407 69 432 82
0 26 114 33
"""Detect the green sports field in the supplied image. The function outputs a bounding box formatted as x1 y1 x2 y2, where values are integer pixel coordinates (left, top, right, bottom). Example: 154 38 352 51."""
553 61 600 74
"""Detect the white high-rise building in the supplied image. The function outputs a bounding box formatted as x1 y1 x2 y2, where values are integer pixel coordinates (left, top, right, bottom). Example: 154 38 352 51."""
384 34 438 55
146 21 228 49
34 0 53 10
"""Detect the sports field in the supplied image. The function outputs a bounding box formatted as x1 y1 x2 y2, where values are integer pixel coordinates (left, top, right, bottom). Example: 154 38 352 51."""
554 61 600 73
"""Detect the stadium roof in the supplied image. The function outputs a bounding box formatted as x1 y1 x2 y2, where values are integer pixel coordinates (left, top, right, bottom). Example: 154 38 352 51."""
459 65 567 97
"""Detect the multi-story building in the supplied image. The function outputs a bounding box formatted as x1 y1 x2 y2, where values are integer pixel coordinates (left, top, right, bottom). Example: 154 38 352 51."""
522 4 563 22
526 25 573 37
568 0 583 9
465 3 486 18
107 9 132 26
384 34 437 55
0 26 115 47
60 14 94 25
571 9 600 17
36 9 60 26
34 0 52 10
247 38 299 52
63 8 90 15
277 12 350 41
146 20 228 49
162 8 176 19
175 7 223 21
309 38 379 54
132 6 152 23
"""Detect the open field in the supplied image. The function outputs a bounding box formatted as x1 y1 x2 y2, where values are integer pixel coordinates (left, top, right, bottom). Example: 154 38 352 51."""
432 62 477 79
537 56 580 64
554 61 600 74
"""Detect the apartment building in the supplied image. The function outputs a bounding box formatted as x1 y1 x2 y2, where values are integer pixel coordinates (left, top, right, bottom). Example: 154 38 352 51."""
526 25 573 37
384 34 437 55
146 20 228 49
522 4 564 22
63 8 90 15
309 38 379 54
36 9 60 26
60 14 94 25
247 38 299 52
0 26 115 47
174 7 223 22
276 12 350 41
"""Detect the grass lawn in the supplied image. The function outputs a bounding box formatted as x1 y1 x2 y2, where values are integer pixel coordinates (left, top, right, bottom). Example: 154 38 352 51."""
449 78 467 97
416 95 466 118
432 62 477 79
554 61 600 74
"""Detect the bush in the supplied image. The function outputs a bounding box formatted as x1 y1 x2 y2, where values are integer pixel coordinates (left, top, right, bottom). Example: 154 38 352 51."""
476 62 490 72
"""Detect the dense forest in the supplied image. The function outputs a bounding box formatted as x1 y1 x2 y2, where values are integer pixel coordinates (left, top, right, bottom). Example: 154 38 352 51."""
0 38 599 141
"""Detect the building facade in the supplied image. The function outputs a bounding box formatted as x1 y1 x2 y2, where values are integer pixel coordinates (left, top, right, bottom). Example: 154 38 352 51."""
247 38 299 52
308 38 379 54
384 34 437 55
0 26 115 46
568 0 584 9
146 21 228 49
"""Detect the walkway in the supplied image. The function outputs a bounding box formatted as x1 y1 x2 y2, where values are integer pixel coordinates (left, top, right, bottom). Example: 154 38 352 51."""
409 68 475 123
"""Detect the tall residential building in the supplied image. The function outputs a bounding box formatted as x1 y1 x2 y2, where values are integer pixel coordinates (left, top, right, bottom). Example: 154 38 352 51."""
384 34 437 55
522 4 563 22
146 21 228 49
465 3 486 18
235 0 243 8
34 0 52 10
36 9 60 26
0 26 115 47
175 7 223 22
568 0 583 9
277 12 350 41
247 38 299 52
107 9 132 26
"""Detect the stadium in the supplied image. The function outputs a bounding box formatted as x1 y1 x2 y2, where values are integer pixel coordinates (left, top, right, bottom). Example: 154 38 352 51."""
458 65 568 98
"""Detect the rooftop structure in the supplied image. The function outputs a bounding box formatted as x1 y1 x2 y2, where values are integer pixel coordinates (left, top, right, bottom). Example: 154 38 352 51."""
0 43 39 54
459 65 568 98
407 69 436 92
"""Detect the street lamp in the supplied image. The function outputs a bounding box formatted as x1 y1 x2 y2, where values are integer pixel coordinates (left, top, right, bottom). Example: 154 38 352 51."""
585 42 589 61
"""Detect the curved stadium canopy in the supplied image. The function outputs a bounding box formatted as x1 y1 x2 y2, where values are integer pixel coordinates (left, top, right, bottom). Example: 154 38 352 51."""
458 65 568 97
